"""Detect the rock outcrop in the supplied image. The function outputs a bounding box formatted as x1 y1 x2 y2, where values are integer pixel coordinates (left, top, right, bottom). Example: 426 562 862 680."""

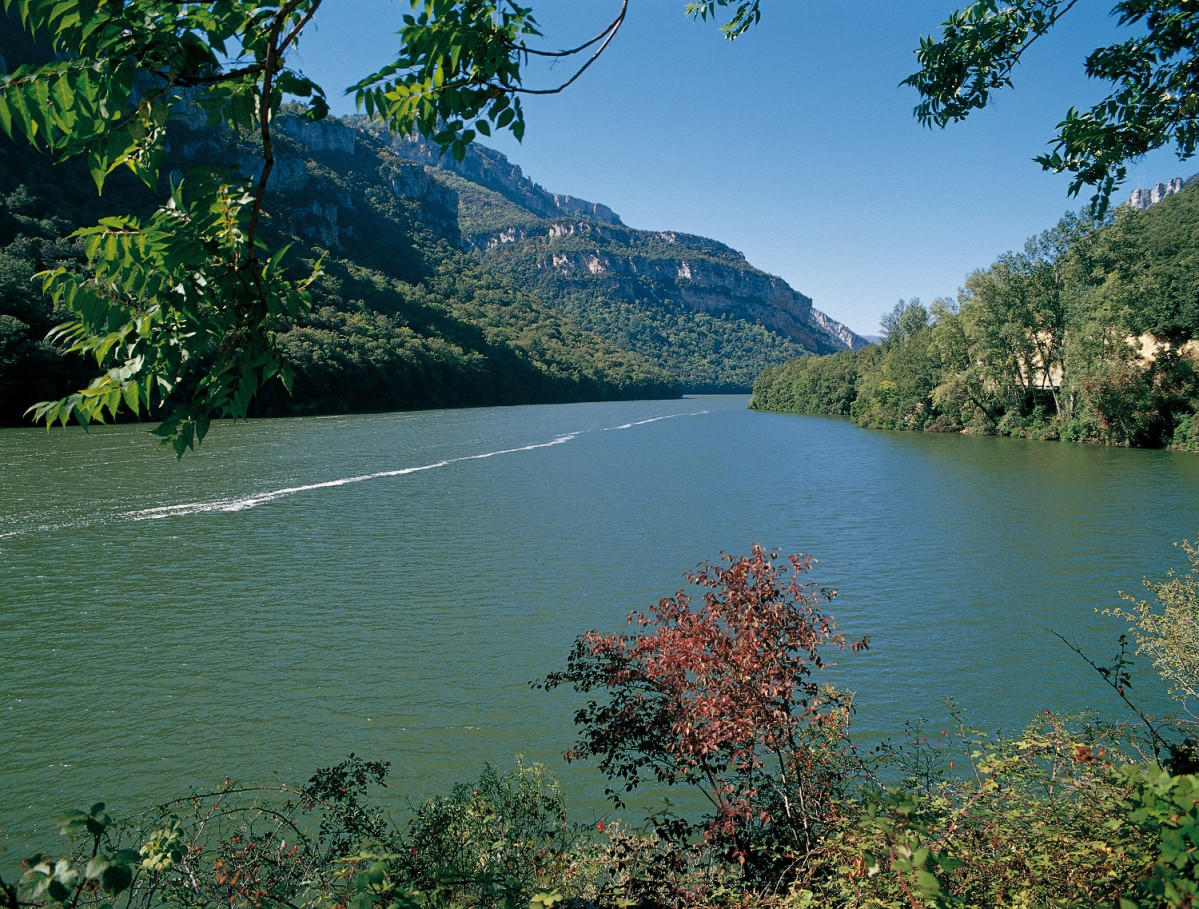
468 216 865 354
216 115 462 249
373 127 623 226
1127 178 1185 210
808 306 872 351
275 116 358 156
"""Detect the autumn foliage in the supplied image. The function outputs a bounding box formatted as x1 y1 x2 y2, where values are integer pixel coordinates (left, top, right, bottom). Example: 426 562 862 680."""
543 545 868 871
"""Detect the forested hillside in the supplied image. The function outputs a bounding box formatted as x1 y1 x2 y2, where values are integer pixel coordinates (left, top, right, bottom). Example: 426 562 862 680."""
0 15 867 426
752 180 1199 450
390 130 866 392
0 110 682 425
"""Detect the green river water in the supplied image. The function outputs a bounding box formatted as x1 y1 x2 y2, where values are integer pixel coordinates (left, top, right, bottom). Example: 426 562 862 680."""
2 395 1197 849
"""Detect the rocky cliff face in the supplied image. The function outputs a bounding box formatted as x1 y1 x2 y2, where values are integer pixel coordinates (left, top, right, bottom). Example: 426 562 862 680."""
371 127 623 227
534 241 814 333
217 115 462 249
162 112 463 251
468 215 864 354
808 306 872 351
1127 178 1185 211
275 116 358 156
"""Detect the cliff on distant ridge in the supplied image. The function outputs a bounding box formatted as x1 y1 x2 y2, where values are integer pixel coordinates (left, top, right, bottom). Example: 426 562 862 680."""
361 124 624 227
1127 178 1186 211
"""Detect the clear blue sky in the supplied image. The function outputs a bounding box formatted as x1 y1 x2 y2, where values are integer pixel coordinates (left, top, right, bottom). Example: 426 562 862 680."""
290 1 1191 336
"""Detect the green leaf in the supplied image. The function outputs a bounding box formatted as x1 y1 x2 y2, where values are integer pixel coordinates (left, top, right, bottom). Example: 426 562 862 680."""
98 863 132 894
915 869 942 895
0 94 13 138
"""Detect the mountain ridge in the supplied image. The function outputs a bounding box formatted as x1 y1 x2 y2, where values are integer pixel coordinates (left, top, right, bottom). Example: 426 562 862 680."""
369 126 868 361
255 112 867 391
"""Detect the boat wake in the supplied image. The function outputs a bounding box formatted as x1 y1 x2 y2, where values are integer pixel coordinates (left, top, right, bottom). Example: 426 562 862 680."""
0 409 709 540
127 433 581 520
126 409 708 520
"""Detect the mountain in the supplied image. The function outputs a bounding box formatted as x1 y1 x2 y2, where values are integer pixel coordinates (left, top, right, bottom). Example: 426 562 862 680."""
270 115 866 391
0 78 863 422
375 128 868 391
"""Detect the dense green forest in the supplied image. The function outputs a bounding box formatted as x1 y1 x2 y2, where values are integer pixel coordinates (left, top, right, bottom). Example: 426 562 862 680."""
752 180 1199 450
0 124 679 427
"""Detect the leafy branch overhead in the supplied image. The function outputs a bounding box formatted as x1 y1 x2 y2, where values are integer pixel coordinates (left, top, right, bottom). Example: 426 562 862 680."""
906 0 1199 212
0 0 760 454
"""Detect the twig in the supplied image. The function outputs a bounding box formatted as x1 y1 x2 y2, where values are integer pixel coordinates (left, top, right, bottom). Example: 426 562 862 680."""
1051 630 1170 766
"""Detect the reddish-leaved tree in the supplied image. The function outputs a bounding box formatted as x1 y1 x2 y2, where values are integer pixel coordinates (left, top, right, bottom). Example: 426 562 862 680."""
543 545 868 873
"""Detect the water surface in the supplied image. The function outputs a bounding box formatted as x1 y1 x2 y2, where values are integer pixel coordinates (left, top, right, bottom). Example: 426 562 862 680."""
2 396 1196 848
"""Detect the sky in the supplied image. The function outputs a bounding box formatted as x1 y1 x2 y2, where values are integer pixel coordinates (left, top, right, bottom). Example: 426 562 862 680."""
288 1 1192 336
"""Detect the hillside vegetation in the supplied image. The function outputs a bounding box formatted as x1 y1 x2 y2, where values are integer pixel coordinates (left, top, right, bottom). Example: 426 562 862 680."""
0 15 866 428
0 114 684 425
752 181 1199 450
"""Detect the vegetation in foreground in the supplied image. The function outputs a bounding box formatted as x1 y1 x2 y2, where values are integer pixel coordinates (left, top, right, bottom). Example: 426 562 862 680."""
751 182 1199 451
3 541 1197 909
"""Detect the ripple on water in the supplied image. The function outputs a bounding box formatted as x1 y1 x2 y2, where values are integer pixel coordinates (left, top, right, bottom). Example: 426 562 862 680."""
1 398 1196 849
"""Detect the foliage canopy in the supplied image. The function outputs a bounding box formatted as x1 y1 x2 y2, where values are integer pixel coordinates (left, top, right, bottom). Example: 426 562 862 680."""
906 0 1199 212
751 182 1199 450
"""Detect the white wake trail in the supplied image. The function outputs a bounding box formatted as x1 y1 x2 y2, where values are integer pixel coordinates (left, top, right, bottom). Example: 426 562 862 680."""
603 409 709 431
0 408 711 539
126 433 581 520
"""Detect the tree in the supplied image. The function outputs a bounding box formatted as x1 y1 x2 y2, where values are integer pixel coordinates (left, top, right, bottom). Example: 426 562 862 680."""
0 0 758 453
905 0 1199 213
853 299 945 431
542 545 867 876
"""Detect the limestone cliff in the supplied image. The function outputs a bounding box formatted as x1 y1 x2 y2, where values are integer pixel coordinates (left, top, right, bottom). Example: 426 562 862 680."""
363 125 623 226
219 114 462 249
410 137 868 360
1127 178 1186 211
464 212 864 358
156 108 865 390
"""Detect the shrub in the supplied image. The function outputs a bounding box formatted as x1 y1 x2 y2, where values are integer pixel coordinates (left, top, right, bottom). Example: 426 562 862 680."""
543 545 867 884
1111 538 1199 724
797 712 1178 909
394 761 584 908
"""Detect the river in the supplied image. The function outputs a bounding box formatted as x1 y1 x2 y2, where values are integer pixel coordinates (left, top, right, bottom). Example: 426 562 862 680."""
2 395 1197 849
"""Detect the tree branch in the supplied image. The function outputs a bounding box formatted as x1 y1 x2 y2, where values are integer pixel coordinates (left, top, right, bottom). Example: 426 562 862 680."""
247 0 320 311
1051 630 1171 765
510 0 628 96
512 1 628 58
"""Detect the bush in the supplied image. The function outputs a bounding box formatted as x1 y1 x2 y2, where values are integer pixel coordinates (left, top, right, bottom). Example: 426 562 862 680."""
394 761 584 908
1111 538 1199 722
543 546 868 885
794 711 1195 909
